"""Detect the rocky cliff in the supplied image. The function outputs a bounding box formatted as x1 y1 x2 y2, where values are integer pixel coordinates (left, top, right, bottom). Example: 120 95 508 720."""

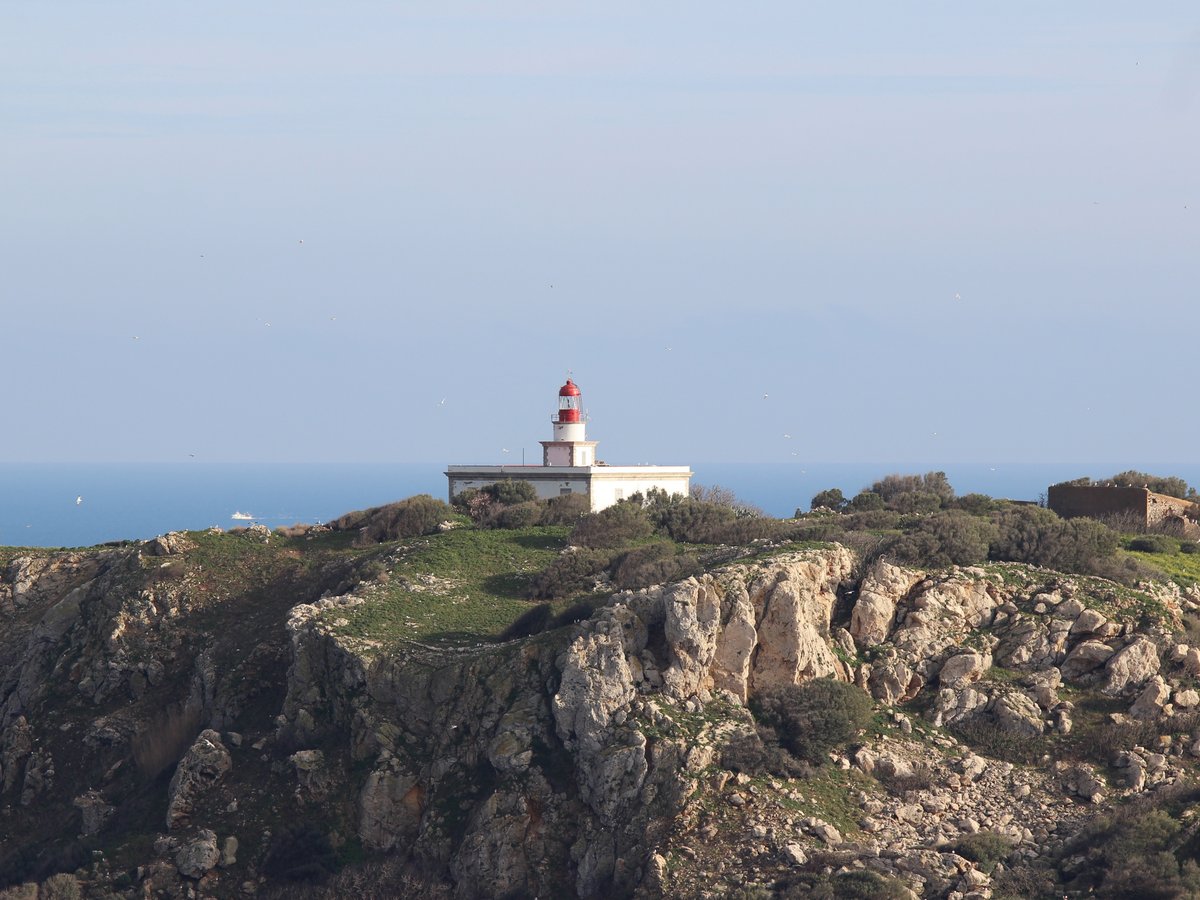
3 529 1200 898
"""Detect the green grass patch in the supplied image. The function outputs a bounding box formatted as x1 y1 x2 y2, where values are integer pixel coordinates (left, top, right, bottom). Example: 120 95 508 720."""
1125 547 1200 589
328 526 573 647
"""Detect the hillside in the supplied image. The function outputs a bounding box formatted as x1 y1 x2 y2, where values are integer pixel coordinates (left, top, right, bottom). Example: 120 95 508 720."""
3 495 1200 898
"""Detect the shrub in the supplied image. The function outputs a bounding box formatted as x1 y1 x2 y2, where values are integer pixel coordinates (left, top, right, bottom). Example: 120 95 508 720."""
882 762 936 796
750 679 873 765
528 549 613 600
39 875 82 900
1128 534 1178 554
540 492 591 525
648 494 736 541
570 501 653 548
610 543 698 590
890 510 997 568
1183 542 1200 555
989 505 1118 574
1108 470 1195 500
953 493 1001 515
719 729 811 778
485 500 544 529
847 491 885 512
870 472 955 509
953 831 1014 874
810 488 848 512
776 870 913 899
329 495 453 544
842 509 901 531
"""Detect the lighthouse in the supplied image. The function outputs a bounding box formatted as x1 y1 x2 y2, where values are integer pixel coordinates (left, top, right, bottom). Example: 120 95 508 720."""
540 379 598 466
445 376 691 512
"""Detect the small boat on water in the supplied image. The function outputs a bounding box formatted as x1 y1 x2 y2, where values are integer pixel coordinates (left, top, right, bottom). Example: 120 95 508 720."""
230 511 255 521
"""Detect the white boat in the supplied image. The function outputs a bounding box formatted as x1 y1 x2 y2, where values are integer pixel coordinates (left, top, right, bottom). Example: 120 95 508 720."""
230 511 255 521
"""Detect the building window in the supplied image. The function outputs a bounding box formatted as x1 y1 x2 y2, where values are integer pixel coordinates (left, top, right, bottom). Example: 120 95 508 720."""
560 488 573 495
615 489 625 501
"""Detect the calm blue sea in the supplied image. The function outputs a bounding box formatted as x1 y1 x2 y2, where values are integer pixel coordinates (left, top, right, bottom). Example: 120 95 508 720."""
2 462 1198 549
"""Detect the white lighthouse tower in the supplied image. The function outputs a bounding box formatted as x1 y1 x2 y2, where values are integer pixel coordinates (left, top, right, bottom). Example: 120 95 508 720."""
540 378 598 466
445 376 691 511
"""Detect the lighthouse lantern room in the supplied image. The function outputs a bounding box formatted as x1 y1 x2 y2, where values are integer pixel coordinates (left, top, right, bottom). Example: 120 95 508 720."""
543 378 595 465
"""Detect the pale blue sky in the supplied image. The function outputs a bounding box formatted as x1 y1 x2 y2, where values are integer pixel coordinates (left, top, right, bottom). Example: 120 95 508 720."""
3 3 1198 465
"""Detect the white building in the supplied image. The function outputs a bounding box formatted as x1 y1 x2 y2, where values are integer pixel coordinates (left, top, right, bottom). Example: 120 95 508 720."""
445 378 691 512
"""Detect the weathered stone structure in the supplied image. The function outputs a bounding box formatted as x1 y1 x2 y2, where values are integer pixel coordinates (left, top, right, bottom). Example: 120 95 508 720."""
1048 483 1198 532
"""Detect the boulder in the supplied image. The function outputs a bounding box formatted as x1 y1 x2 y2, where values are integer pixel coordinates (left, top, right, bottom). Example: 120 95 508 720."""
175 828 220 879
1103 639 1161 695
1129 676 1171 720
1061 640 1115 681
938 651 991 690
1069 608 1108 637
166 730 231 830
73 790 115 836
991 691 1045 736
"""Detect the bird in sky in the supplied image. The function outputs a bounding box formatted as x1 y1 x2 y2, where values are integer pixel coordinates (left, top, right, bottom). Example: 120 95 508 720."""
783 433 791 439
762 393 769 400
438 398 446 406
76 496 83 506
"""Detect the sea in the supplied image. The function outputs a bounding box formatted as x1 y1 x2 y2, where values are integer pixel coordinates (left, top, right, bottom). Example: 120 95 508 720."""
2 461 1198 549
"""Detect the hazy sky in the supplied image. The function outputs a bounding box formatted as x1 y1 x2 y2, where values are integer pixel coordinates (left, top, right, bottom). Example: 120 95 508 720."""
4 3 1198 466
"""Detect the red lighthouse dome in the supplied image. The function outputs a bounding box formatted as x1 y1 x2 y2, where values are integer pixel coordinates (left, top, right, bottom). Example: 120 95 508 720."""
556 378 582 423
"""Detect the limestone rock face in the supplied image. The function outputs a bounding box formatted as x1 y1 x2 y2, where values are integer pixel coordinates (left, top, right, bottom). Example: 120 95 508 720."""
850 561 923 648
745 550 853 693
358 760 423 851
661 578 723 700
166 730 231 830
553 607 638 752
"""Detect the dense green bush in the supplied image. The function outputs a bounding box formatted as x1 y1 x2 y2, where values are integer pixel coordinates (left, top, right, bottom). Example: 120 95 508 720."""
485 479 539 505
889 510 998 568
870 472 955 509
570 501 653 548
718 729 810 778
329 494 453 544
1128 534 1179 554
1183 542 1200 555
810 488 848 512
776 870 913 899
953 493 1003 515
1066 802 1200 898
647 493 737 540
989 505 1118 574
528 549 613 600
1108 470 1196 500
539 492 591 525
847 490 886 512
842 509 901 531
953 831 1014 874
749 678 873 765
485 500 544 529
610 543 699 591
